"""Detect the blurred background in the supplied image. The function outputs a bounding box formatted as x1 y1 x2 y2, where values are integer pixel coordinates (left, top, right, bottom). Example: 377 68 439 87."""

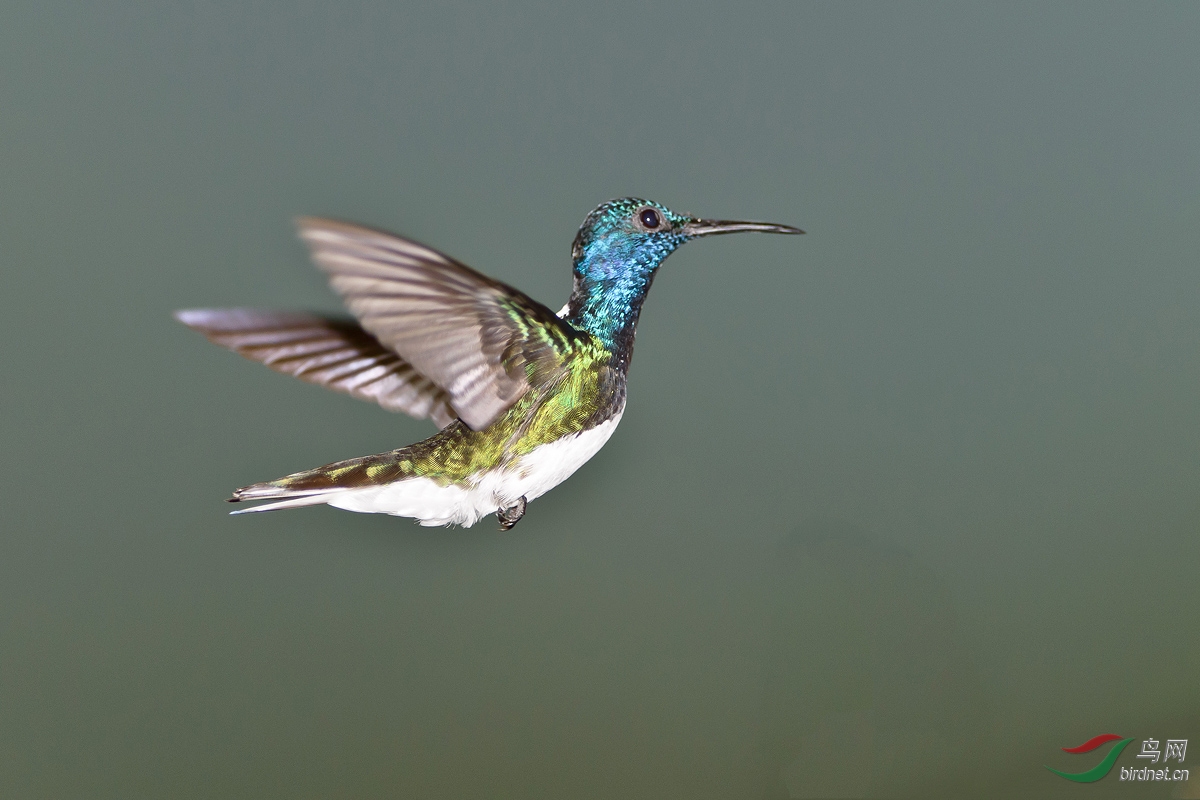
1 2 1197 797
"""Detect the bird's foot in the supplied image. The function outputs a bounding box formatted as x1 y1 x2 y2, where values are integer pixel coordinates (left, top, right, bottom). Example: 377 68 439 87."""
497 496 527 531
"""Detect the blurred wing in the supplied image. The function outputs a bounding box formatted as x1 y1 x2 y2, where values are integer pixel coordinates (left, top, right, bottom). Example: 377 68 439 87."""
297 217 580 430
174 308 457 428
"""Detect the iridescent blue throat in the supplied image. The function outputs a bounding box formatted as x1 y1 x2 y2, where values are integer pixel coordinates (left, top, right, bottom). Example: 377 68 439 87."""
565 199 689 358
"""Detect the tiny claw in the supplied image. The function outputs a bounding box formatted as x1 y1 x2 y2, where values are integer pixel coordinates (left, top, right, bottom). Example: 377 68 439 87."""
496 496 527 530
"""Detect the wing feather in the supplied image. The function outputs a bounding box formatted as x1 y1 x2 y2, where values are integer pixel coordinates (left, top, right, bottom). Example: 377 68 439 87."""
297 218 581 430
174 308 457 427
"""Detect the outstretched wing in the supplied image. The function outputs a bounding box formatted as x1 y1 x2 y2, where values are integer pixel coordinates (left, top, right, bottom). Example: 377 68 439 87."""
297 217 581 430
174 308 457 427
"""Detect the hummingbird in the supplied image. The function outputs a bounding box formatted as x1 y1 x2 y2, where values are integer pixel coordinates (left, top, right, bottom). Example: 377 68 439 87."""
176 198 802 529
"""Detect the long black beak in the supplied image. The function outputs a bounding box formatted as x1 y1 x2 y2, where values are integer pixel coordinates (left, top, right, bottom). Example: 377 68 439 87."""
683 219 805 237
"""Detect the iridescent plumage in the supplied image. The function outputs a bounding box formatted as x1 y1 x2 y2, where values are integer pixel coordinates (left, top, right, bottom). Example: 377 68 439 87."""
177 197 802 528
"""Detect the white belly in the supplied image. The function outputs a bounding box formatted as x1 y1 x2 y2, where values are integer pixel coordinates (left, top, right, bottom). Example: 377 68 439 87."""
326 410 624 527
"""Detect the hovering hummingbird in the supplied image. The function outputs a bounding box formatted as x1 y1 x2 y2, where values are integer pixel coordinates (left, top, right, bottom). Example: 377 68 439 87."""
176 198 802 529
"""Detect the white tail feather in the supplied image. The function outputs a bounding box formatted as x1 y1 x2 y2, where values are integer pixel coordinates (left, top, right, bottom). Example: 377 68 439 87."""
229 494 334 515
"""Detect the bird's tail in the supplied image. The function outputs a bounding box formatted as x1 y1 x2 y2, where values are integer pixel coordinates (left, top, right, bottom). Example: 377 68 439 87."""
226 491 338 515
226 447 417 515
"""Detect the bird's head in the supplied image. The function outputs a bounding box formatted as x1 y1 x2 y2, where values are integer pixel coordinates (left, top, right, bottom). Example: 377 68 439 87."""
572 197 802 286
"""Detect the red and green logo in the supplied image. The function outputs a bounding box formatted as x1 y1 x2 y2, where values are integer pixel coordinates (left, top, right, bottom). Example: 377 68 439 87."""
1046 734 1135 783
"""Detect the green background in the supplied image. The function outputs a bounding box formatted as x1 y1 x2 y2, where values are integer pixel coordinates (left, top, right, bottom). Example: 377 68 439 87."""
2 3 1197 797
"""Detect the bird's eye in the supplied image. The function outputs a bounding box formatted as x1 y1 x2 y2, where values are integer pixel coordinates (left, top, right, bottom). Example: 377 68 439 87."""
638 207 662 230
